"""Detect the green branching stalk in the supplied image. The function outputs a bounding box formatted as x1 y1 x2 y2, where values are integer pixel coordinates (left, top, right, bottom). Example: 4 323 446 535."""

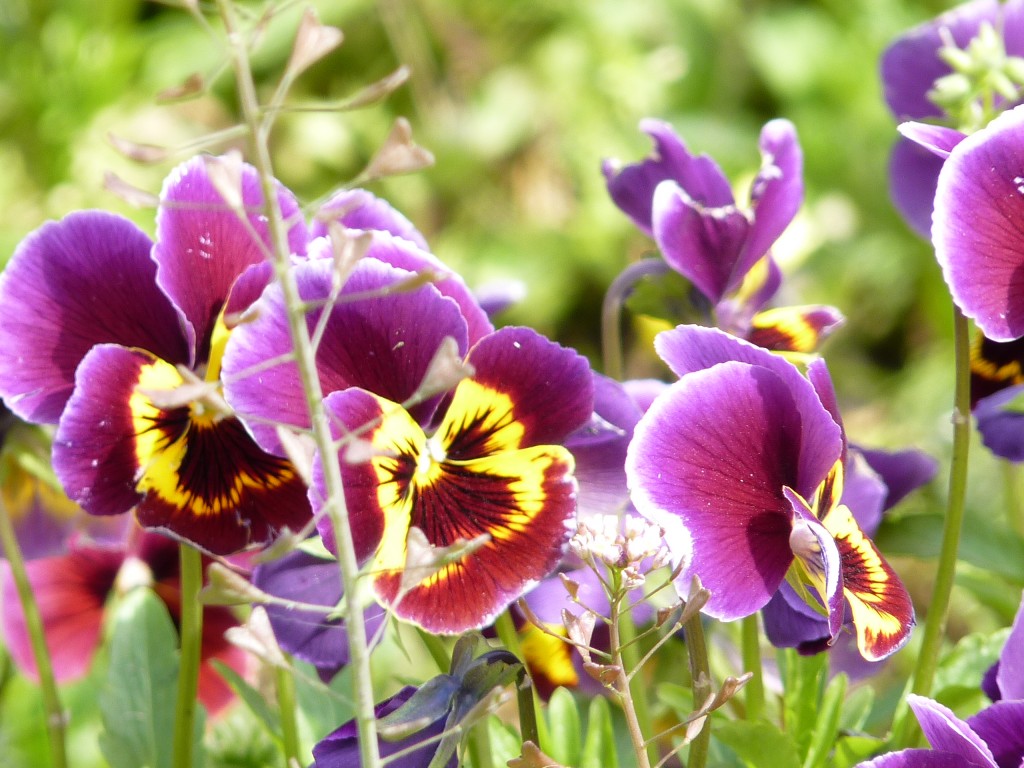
893 305 972 748
0 495 67 768
494 610 542 749
684 610 712 768
617 605 657 767
741 614 764 721
172 544 204 768
609 587 652 768
214 2 382 765
277 662 301 768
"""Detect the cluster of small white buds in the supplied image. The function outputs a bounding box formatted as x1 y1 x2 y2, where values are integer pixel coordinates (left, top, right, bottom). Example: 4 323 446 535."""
569 514 670 588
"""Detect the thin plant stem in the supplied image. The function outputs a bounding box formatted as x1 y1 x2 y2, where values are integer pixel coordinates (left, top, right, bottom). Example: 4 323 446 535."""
609 589 652 768
171 544 204 768
277 663 301 768
601 259 671 380
617 604 657 766
893 305 972 748
1002 460 1024 537
214 2 381 765
494 610 542 748
684 610 712 768
740 614 764 721
0 495 67 768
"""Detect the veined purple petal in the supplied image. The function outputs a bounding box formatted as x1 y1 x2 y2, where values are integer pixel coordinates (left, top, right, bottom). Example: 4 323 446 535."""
968 701 1024 768
653 180 751 304
881 0 1001 120
0 212 189 423
1 542 122 680
888 138 949 239
975 385 1024 461
933 105 1024 341
842 450 888 535
910 695 997 767
857 751 984 767
603 119 733 237
310 189 429 249
222 256 469 455
993 590 1024 700
744 119 803 271
627 362 805 620
654 326 843 498
154 156 308 363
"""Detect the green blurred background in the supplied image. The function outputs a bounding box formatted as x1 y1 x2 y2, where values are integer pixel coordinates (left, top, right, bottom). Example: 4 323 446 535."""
2 0 1019 693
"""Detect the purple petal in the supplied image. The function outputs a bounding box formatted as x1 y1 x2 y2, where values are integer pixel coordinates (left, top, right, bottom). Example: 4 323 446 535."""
252 549 387 680
933 105 1024 341
744 119 803 271
1 542 122 680
309 189 429 249
994 591 1024 700
888 138 949 239
0 212 188 423
223 256 469 455
910 695 997 766
968 701 1024 768
842 450 888 536
652 180 751 304
880 0 1000 120
654 326 843 498
858 751 984 768
975 386 1024 461
761 581 831 650
603 119 733 237
858 446 938 511
154 156 308 363
898 123 968 160
786 488 844 641
627 362 805 620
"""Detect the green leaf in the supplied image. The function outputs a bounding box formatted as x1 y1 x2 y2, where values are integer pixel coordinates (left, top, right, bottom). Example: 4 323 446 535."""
581 695 617 768
779 649 826 759
803 673 846 768
832 736 885 768
209 660 280 737
545 687 581 766
714 720 801 768
98 588 206 768
837 684 874 732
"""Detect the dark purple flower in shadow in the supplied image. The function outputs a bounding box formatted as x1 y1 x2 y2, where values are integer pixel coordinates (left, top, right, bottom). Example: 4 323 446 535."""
857 695 1024 768
881 0 1024 236
626 326 914 660
983 590 1024 702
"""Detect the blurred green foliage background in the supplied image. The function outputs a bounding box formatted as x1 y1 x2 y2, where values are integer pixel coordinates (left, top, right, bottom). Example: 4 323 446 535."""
1 0 1020 707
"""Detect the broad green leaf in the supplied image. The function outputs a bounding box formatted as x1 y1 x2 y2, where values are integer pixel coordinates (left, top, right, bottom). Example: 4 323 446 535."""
803 672 846 768
714 720 801 768
832 735 885 768
779 648 826 759
98 587 205 768
581 695 617 768
487 716 525 766
546 687 581 766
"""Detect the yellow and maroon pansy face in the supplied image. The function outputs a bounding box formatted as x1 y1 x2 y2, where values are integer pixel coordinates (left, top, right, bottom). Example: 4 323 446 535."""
745 305 844 356
969 333 1024 407
317 326 594 634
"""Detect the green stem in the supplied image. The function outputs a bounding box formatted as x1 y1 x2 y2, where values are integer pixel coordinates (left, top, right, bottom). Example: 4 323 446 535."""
609 592 652 768
172 544 204 768
1002 460 1024 537
494 610 542 748
277 663 301 768
684 610 712 768
893 305 972 748
618 604 657 766
417 628 451 674
215 2 381 765
600 259 671 380
741 614 764 721
0 495 67 768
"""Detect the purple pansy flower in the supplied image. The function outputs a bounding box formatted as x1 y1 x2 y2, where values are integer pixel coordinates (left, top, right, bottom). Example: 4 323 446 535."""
857 695 1024 768
0 156 312 555
983 590 1024 702
881 0 1024 236
625 325 914 661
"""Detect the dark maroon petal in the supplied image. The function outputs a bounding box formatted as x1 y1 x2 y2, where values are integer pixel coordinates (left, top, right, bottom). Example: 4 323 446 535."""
744 119 803 271
880 0 999 120
652 180 751 304
888 138 948 239
457 327 594 453
968 701 1024 768
1 542 123 680
910 695 996 766
603 119 733 236
933 105 1024 341
0 212 189 423
309 189 429 249
223 257 469 455
654 326 843 498
626 362 804 620
154 156 308 363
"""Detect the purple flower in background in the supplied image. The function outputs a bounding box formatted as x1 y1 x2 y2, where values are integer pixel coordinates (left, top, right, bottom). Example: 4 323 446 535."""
881 0 1024 236
626 326 914 660
857 695 1024 768
0 156 311 555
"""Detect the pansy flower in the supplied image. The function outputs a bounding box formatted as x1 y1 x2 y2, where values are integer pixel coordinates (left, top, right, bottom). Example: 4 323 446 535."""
0 156 311 555
604 119 842 353
881 0 1024 236
625 325 914 660
0 526 244 714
